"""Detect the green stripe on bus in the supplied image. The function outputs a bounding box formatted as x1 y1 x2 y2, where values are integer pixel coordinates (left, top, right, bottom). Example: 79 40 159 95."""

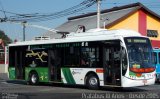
25 67 49 82
62 68 76 84
8 67 16 80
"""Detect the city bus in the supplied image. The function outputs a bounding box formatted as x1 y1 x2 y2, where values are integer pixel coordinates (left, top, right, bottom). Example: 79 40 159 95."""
153 48 160 83
8 29 155 89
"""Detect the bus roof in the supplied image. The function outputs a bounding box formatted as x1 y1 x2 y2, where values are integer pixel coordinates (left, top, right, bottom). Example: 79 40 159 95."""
9 29 143 47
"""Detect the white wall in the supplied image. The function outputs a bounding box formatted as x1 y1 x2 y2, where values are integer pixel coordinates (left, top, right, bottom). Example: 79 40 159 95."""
0 64 8 73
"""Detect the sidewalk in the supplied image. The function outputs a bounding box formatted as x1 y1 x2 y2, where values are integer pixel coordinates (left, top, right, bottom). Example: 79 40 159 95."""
0 64 9 80
0 73 9 80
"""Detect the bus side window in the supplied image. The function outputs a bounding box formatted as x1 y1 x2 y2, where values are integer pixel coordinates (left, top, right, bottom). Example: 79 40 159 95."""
158 52 160 64
81 51 89 67
81 47 99 67
153 52 157 65
122 47 128 76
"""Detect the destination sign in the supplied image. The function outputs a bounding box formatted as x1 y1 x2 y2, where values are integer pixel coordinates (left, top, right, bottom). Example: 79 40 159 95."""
126 39 147 43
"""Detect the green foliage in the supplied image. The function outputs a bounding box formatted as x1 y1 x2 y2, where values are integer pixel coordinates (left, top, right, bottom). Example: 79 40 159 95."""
0 30 12 45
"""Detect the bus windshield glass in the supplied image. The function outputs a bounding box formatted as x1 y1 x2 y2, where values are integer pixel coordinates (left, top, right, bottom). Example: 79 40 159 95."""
124 37 155 73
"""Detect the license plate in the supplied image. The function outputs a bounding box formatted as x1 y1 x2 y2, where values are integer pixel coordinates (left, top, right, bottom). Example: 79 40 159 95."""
142 80 147 83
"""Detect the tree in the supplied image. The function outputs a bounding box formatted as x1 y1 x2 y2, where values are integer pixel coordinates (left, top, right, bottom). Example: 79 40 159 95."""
0 30 12 46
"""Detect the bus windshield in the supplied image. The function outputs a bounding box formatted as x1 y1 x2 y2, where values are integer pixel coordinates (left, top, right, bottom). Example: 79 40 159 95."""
124 37 155 73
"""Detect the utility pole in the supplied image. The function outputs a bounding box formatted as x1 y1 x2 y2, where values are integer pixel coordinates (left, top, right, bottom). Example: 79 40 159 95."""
10 21 58 38
22 21 27 41
97 0 101 29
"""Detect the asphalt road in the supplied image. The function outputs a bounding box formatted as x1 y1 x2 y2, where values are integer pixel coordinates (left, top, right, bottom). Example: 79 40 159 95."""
0 80 160 99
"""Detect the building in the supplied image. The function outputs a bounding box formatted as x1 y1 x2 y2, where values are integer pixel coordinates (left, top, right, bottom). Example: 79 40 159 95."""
0 39 4 64
44 2 160 48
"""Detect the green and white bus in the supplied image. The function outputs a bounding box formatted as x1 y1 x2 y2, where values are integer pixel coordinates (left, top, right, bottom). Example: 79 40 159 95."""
8 29 155 89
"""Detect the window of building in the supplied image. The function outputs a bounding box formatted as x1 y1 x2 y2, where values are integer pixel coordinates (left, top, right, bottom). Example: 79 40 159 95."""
147 30 158 37
0 47 4 63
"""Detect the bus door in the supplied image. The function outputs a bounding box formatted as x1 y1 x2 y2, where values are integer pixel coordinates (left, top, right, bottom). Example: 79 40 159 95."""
103 41 121 86
49 50 61 81
15 50 25 79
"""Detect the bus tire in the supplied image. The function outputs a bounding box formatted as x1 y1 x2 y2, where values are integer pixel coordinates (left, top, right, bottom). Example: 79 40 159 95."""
86 74 99 90
29 72 39 85
157 78 160 83
156 74 160 83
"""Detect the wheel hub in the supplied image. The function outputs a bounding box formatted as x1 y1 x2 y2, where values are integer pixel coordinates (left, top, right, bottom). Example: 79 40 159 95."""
31 74 37 83
89 77 98 86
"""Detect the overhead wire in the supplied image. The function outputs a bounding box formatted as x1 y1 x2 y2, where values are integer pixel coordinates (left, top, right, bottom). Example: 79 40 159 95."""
0 0 7 18
3 0 159 22
7 0 97 22
21 1 94 21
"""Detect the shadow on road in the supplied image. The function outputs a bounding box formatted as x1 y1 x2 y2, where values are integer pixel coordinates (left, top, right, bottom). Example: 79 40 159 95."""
44 83 148 92
100 86 147 92
5 80 148 92
6 80 27 85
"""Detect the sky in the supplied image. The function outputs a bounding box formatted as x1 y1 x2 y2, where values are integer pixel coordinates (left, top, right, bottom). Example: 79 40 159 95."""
0 0 160 41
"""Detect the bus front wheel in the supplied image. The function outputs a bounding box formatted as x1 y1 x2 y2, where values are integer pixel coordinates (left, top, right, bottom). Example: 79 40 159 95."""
29 72 39 85
86 74 99 90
